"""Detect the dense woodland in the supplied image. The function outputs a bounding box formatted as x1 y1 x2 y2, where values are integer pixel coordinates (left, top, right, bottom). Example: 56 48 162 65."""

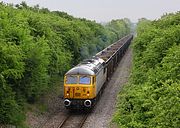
0 2 131 127
113 12 180 127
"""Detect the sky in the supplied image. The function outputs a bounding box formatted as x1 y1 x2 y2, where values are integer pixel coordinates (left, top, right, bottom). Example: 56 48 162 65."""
1 0 180 23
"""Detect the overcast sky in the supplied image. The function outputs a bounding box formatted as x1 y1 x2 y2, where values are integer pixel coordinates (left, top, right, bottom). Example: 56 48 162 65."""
2 0 180 22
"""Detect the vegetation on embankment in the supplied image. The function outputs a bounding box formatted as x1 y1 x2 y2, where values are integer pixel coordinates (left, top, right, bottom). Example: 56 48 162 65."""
0 2 131 127
113 12 180 127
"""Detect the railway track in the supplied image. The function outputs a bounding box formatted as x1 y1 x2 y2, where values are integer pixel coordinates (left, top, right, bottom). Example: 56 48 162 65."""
57 113 89 128
40 110 89 128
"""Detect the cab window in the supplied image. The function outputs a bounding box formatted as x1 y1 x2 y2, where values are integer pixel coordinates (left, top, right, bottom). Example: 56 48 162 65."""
79 76 91 84
66 76 78 84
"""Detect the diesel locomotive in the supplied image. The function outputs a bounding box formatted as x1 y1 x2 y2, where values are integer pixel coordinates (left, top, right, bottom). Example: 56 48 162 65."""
63 35 133 109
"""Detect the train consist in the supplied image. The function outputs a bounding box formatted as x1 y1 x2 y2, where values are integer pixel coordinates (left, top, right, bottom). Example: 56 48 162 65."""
63 35 133 109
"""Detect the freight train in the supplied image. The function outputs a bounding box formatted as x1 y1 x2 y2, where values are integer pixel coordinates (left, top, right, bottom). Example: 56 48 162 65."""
63 35 133 109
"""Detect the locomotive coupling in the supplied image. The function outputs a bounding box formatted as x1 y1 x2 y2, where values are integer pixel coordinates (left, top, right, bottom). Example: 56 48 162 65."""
84 100 92 107
64 99 71 107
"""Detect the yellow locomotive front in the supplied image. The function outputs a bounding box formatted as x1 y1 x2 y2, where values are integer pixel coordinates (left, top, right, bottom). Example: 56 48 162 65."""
63 57 105 109
64 75 96 100
63 65 97 108
64 75 96 108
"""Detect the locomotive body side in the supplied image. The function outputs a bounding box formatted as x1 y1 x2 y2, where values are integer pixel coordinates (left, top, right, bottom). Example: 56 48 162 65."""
95 67 107 96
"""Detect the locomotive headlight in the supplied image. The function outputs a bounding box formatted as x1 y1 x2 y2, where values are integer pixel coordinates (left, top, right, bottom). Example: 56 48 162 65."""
87 91 90 96
66 90 70 96
66 87 70 96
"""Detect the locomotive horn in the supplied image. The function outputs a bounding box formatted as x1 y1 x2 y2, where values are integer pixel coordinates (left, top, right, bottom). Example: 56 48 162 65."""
84 100 92 107
64 99 71 107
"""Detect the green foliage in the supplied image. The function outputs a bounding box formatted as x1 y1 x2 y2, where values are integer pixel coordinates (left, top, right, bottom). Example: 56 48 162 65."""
0 2 131 126
0 86 25 126
106 19 131 39
113 13 180 127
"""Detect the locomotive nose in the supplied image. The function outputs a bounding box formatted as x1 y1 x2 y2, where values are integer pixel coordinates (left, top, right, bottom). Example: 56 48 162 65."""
64 99 71 107
84 100 92 107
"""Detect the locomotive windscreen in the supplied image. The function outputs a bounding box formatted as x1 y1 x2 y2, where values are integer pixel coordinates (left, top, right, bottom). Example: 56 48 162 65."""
66 76 78 84
79 76 91 84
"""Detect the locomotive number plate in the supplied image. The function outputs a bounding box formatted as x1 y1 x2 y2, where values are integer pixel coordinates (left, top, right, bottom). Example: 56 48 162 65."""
75 93 81 97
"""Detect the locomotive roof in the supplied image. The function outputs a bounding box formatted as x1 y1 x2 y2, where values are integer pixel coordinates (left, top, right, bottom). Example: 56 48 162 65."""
65 57 105 75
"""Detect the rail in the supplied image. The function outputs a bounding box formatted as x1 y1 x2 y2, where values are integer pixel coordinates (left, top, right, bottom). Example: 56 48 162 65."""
57 113 88 128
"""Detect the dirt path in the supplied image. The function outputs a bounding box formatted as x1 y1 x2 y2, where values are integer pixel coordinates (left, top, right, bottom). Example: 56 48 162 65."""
82 47 132 128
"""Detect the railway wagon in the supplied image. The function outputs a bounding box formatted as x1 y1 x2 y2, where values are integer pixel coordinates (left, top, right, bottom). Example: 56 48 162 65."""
63 35 133 109
96 35 133 80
